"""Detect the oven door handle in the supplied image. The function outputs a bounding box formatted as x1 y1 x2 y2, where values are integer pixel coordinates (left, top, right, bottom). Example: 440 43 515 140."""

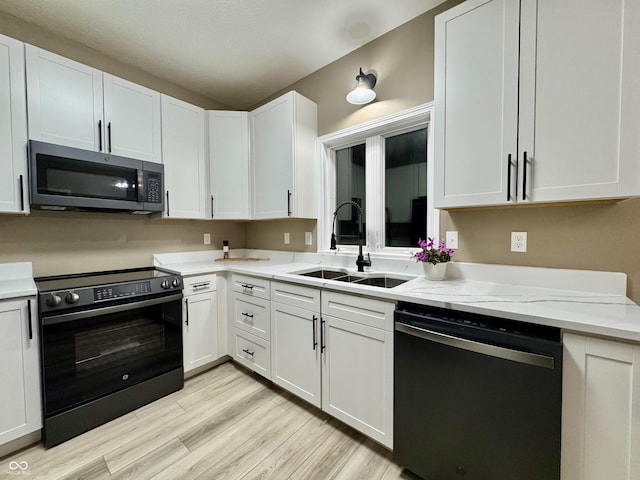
395 322 555 369
41 293 183 326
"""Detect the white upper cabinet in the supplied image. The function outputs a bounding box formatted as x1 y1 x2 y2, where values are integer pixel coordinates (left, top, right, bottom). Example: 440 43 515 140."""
0 34 28 215
25 45 162 163
209 110 250 219
161 94 207 219
103 74 161 163
250 91 317 219
434 0 640 208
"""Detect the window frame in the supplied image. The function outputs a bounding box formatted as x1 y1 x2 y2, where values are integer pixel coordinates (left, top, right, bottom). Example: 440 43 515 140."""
317 103 438 257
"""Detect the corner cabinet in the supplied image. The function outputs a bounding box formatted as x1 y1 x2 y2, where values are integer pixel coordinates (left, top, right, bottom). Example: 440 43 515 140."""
562 333 640 480
434 0 640 208
25 45 161 163
182 274 219 374
0 298 41 447
161 95 207 219
208 111 250 219
250 91 317 219
0 34 29 215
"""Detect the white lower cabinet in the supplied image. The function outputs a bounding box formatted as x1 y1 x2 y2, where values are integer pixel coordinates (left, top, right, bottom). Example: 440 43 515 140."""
562 333 640 480
182 274 218 374
230 274 272 378
266 282 394 448
271 282 321 407
0 298 41 447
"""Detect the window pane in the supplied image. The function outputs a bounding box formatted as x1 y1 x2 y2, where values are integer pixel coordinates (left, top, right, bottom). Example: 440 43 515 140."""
335 144 366 246
384 128 428 247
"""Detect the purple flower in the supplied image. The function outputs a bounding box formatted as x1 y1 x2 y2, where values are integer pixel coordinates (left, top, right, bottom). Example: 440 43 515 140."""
411 237 456 265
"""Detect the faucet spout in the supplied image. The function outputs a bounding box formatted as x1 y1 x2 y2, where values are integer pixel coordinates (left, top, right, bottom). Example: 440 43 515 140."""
330 201 372 272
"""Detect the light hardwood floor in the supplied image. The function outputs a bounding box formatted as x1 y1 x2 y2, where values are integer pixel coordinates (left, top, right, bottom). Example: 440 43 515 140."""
0 361 419 480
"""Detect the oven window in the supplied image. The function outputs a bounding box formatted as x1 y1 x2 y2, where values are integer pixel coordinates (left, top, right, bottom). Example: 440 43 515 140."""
36 154 138 201
41 298 182 416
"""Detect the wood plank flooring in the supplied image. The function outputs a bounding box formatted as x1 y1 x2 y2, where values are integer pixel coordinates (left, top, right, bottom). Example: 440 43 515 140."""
0 361 420 480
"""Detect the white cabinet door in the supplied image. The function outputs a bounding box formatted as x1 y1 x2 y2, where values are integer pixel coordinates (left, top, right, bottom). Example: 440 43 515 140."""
183 291 218 373
209 111 249 219
103 73 161 163
321 315 393 448
250 91 317 219
0 35 28 214
271 302 321 407
25 45 103 151
161 94 207 219
0 299 41 446
434 0 520 208
562 333 640 480
519 0 640 203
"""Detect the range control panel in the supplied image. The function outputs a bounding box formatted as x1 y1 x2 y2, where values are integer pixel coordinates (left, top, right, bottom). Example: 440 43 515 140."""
94 281 152 301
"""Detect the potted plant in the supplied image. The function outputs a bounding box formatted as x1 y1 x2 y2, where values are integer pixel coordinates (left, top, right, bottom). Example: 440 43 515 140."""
413 237 455 280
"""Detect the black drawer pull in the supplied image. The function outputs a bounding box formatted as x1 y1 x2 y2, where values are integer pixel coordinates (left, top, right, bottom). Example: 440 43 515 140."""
242 348 255 357
242 312 254 319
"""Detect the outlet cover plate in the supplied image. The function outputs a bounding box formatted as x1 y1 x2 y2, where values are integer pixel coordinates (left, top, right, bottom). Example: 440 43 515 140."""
284 232 290 245
446 231 458 250
304 232 313 246
203 233 211 245
511 231 527 252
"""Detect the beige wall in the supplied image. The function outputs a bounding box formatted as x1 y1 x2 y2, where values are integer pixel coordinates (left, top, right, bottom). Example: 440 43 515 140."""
245 219 317 253
0 211 245 277
253 0 462 135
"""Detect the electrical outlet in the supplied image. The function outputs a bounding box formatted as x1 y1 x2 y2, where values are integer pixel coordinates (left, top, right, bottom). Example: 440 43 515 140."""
203 233 211 245
284 232 290 245
511 231 527 252
446 231 458 249
304 232 313 246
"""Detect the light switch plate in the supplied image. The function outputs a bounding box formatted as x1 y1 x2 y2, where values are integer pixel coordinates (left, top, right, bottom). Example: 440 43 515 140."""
446 231 458 249
304 232 313 245
284 232 290 245
511 231 527 252
203 233 211 245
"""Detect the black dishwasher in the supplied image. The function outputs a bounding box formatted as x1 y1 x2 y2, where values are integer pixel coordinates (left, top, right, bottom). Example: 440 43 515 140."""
394 302 562 480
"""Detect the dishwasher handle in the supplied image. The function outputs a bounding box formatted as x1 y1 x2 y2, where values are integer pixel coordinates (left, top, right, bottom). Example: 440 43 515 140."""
395 322 555 369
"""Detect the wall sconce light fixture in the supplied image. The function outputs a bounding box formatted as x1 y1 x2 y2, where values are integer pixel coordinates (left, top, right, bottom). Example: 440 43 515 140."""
346 68 377 105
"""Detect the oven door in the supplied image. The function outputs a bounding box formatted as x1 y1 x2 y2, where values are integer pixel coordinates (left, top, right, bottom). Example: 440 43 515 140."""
40 293 183 418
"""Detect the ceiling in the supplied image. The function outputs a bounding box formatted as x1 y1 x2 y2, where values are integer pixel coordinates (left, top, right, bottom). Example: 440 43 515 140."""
0 0 445 109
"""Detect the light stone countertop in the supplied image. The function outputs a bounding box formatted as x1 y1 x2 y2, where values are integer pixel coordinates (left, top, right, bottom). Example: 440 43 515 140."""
154 249 640 343
0 262 37 300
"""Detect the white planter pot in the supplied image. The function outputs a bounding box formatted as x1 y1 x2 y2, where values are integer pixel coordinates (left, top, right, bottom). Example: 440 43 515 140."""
423 262 448 281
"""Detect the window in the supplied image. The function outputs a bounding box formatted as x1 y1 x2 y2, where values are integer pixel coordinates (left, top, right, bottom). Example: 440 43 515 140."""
319 104 437 255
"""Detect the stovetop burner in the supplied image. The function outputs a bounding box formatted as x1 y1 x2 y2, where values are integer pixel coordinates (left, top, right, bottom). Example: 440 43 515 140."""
35 267 183 314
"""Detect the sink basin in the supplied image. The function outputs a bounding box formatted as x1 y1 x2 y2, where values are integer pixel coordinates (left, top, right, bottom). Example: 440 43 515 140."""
297 268 348 280
352 276 408 288
293 268 410 289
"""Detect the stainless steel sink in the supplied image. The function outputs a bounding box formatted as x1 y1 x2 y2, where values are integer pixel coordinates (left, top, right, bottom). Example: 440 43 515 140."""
294 268 410 289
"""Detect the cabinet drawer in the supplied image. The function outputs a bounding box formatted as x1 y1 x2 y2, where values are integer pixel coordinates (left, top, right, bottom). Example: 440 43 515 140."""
233 328 270 379
271 281 320 311
183 274 217 295
232 294 270 340
321 291 395 331
231 274 270 300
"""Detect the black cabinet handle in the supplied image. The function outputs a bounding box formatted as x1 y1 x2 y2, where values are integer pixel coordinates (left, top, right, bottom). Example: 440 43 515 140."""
98 120 103 151
312 315 318 350
211 195 214 218
287 190 292 217
320 317 326 353
107 122 112 153
506 154 512 202
522 151 528 201
242 312 254 319
165 191 170 216
185 298 189 326
27 299 33 340
19 174 25 211
242 348 255 357
241 284 254 290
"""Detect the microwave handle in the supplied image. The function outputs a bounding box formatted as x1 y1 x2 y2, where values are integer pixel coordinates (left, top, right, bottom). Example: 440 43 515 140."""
137 170 144 202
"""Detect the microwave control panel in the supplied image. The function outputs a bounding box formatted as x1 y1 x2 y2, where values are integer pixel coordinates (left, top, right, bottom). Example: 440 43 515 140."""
144 172 162 203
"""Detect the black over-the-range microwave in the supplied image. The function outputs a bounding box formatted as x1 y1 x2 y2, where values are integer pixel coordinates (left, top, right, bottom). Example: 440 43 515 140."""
28 140 164 214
